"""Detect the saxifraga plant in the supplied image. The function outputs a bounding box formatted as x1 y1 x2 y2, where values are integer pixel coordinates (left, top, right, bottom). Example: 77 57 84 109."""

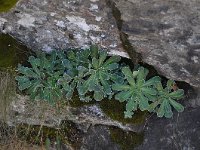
148 80 184 118
78 45 124 101
59 45 123 101
112 66 161 118
15 51 65 104
112 66 184 118
16 45 185 118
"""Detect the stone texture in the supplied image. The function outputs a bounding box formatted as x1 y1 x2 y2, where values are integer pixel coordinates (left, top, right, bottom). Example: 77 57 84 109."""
7 95 143 133
135 106 200 150
114 0 200 87
80 126 120 150
0 0 128 57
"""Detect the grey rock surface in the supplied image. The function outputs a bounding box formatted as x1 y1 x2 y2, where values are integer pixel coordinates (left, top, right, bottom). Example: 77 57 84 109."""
1 0 200 88
7 95 143 133
80 126 120 150
114 0 200 87
135 106 200 150
0 0 127 57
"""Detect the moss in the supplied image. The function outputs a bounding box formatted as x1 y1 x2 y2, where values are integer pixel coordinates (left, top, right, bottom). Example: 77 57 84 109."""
16 120 83 149
99 99 148 125
0 34 32 69
110 127 144 150
0 0 18 12
68 92 96 108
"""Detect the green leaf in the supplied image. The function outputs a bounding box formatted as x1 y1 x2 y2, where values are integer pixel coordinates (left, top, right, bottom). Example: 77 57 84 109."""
27 80 42 94
137 67 148 82
18 81 32 91
94 91 104 101
139 94 149 111
103 56 121 66
169 98 184 112
169 89 184 99
112 83 130 91
122 67 135 86
115 91 132 102
157 100 165 117
17 66 38 78
148 100 160 112
99 75 112 95
126 99 137 114
99 71 110 81
104 63 119 70
167 80 174 90
164 100 173 118
62 59 72 68
68 50 76 59
143 76 161 87
124 110 134 118
98 51 107 66
90 45 99 58
141 87 157 96
137 67 148 86
92 57 99 69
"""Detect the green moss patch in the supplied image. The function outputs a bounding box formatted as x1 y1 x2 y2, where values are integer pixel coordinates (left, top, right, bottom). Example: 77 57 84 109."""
110 127 144 150
0 0 18 12
0 34 32 69
16 120 84 149
99 99 148 125
68 93 96 108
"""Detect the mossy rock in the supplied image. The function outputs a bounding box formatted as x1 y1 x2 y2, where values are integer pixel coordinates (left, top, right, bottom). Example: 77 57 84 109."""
0 34 31 69
110 127 144 150
99 99 148 125
16 120 83 149
0 0 18 12
68 92 96 108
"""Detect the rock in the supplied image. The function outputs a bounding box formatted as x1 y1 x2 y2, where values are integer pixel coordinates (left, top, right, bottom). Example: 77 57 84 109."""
135 106 200 150
113 0 200 87
80 126 120 150
7 95 143 133
0 0 128 57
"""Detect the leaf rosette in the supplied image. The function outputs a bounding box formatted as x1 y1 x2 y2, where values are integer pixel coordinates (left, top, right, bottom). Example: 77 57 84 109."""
16 51 65 104
77 45 123 101
113 66 161 118
148 80 184 118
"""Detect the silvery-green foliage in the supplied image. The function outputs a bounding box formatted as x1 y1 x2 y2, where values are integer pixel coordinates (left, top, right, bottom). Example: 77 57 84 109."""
16 45 185 119
56 48 92 101
15 51 65 104
76 45 123 101
112 66 161 118
148 80 184 118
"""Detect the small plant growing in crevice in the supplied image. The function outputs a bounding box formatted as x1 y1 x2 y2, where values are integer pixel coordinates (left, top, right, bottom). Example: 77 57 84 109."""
148 80 184 118
112 66 184 118
77 45 123 101
16 45 185 118
112 66 161 118
16 51 65 104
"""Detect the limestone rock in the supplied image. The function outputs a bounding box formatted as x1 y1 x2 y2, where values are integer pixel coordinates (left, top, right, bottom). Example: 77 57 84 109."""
135 107 200 150
114 0 200 87
7 95 143 133
0 0 127 57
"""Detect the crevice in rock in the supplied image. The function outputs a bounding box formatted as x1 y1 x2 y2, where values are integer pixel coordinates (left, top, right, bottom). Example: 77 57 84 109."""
105 0 198 107
105 0 142 65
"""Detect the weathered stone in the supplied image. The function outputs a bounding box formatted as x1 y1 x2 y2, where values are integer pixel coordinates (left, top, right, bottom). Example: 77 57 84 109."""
113 0 200 87
80 126 120 150
0 0 128 57
135 106 200 150
7 95 143 133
